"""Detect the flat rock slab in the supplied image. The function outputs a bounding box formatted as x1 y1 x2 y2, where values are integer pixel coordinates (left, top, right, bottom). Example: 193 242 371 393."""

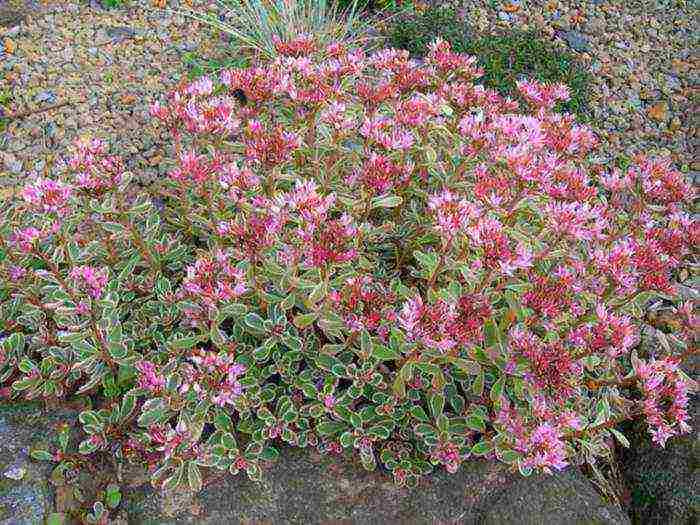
619 396 699 524
0 402 72 524
0 401 630 524
126 447 630 525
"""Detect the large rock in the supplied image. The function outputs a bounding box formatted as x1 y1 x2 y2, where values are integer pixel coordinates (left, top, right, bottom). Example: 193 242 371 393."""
125 447 629 524
0 402 71 525
0 401 630 524
620 395 699 524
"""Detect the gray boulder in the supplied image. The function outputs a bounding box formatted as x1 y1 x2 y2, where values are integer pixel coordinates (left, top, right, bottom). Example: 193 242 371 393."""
0 402 66 525
0 401 631 524
125 447 629 524
620 396 699 524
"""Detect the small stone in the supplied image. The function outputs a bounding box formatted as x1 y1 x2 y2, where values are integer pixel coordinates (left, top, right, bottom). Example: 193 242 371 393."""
3 37 16 54
106 26 137 43
563 30 590 52
3 26 21 38
676 285 700 302
3 466 27 481
647 102 668 122
2 152 22 174
178 41 198 52
35 90 57 104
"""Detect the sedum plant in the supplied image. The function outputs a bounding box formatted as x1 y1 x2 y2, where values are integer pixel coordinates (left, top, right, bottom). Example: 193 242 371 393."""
0 39 697 494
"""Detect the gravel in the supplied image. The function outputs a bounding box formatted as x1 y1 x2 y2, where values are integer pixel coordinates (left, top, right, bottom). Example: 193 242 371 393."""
460 0 697 171
0 0 697 198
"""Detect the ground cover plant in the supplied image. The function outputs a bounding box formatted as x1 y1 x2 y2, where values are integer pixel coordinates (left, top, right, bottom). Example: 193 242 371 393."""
386 5 591 118
0 36 697 511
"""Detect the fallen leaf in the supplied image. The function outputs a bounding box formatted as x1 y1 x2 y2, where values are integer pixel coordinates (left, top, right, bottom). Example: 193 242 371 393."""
647 102 668 122
504 3 520 13
3 38 16 54
153 0 167 7
121 94 137 105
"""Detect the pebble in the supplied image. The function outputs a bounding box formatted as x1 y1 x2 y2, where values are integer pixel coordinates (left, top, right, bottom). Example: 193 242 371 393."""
0 0 695 196
3 466 27 481
3 26 21 38
462 0 694 168
34 90 57 104
563 30 590 52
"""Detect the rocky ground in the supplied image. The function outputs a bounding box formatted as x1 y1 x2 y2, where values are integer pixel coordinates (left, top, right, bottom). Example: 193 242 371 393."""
460 0 698 171
0 0 698 194
0 0 697 523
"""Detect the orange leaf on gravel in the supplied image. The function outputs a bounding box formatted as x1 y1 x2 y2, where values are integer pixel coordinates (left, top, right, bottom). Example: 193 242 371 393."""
3 38 16 54
647 102 668 122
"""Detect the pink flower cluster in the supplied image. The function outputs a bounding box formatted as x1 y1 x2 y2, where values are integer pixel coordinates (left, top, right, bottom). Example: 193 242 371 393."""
496 401 579 473
69 265 108 299
135 360 166 394
22 178 72 215
400 293 492 352
509 327 582 402
67 137 123 192
180 349 247 408
181 251 248 309
328 276 397 335
636 357 691 447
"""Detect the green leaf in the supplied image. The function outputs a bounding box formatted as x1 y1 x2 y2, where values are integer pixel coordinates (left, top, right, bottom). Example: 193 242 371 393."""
18 358 38 374
367 424 391 440
317 420 347 436
489 376 506 402
105 483 121 509
414 423 435 437
259 446 280 461
608 428 630 448
101 222 127 234
428 393 445 419
221 432 237 450
107 342 128 360
30 446 54 462
214 412 234 432
307 280 327 305
281 335 302 351
293 312 318 328
372 344 400 361
78 410 100 427
244 313 266 333
46 512 66 525
471 440 493 456
465 415 486 432
5 333 25 352
410 406 430 422
413 250 439 277
450 358 481 375
169 336 200 350
472 370 485 397
371 195 403 208
78 438 98 455
120 394 137 422
592 398 610 427
187 462 202 493
163 463 185 491
484 319 503 350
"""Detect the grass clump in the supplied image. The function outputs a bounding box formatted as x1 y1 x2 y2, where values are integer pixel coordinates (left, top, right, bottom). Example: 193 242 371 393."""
186 0 377 61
